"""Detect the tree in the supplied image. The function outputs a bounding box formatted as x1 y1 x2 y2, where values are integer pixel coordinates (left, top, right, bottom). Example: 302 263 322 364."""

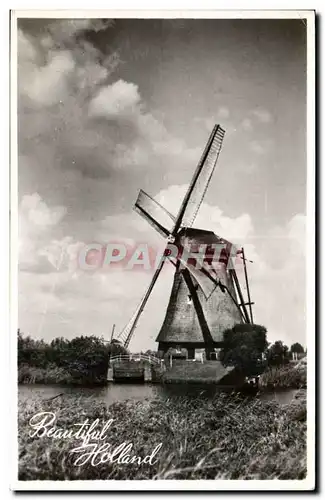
267 341 290 366
219 323 268 376
17 330 129 384
290 342 304 354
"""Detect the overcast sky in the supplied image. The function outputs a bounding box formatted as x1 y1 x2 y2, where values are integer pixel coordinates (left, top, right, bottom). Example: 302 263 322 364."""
18 17 307 350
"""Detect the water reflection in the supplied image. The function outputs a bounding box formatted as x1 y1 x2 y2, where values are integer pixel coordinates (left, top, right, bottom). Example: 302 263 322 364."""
18 383 299 406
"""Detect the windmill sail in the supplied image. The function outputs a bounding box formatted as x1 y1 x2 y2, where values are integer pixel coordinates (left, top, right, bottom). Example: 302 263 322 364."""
117 256 166 348
134 189 175 238
172 125 225 234
116 123 247 350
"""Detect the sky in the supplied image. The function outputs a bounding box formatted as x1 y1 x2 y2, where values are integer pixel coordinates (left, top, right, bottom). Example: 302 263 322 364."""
17 17 307 350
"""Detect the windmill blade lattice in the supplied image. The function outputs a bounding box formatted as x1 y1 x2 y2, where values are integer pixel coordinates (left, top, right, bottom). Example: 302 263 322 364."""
172 125 225 233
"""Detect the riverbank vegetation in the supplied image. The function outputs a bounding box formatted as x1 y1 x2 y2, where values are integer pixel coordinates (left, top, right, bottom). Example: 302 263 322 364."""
18 327 306 389
18 331 127 385
219 324 306 390
259 363 307 390
18 391 307 480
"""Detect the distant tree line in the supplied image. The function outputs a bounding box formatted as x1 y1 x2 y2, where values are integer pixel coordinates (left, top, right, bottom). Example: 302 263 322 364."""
220 324 305 378
18 329 128 385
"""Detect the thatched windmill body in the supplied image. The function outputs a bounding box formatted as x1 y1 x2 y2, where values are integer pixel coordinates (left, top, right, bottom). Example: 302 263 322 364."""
117 125 254 359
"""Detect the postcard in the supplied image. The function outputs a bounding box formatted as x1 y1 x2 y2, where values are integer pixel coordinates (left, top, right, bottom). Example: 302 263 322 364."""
10 9 315 491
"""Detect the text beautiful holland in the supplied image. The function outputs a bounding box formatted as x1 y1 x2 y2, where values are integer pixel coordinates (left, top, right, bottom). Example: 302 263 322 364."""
29 412 162 466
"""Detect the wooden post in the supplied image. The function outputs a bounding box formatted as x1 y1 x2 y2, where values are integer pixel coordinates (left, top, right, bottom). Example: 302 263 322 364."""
242 247 254 324
110 323 116 342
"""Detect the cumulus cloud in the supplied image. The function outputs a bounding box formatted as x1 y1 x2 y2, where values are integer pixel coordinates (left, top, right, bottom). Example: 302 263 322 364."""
19 193 67 272
155 184 253 243
20 193 66 227
19 19 200 195
89 80 141 117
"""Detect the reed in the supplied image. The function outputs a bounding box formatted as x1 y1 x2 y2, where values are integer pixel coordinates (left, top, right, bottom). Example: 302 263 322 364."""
259 363 307 390
18 391 306 480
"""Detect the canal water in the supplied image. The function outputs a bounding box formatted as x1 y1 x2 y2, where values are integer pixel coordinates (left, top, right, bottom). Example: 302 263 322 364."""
18 383 300 406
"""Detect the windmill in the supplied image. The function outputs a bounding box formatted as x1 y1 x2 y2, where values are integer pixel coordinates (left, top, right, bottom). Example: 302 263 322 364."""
116 125 254 359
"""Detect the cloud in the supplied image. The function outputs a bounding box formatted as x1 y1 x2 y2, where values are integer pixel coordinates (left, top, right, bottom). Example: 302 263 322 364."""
252 107 272 123
241 118 253 131
20 193 66 227
89 80 141 118
38 237 84 272
18 22 120 187
46 19 111 42
18 19 209 341
19 193 67 272
155 184 253 243
19 185 306 348
248 214 306 347
17 20 306 351
153 184 306 347
19 21 200 194
20 49 76 105
249 140 266 155
217 106 230 120
241 107 272 132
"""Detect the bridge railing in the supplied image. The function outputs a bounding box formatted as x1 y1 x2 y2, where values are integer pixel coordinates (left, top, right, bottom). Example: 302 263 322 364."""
109 353 163 366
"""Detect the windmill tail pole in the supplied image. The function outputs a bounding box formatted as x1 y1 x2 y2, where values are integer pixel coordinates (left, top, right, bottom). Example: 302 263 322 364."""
242 247 254 324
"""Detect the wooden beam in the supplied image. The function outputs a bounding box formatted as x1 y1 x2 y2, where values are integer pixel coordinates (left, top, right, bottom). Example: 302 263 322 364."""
229 269 250 323
242 247 254 323
110 323 115 342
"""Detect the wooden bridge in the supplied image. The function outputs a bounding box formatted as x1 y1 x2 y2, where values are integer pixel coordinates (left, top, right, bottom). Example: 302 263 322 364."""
107 353 244 386
107 354 164 382
109 353 163 366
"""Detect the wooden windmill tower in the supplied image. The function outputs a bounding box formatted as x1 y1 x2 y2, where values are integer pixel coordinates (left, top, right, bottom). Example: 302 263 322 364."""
116 125 254 359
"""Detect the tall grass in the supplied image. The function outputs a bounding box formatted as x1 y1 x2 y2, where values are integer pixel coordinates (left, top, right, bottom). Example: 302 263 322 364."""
18 392 306 480
18 364 73 384
259 363 307 390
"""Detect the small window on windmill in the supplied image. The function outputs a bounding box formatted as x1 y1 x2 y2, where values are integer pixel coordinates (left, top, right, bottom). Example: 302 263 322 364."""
187 294 192 304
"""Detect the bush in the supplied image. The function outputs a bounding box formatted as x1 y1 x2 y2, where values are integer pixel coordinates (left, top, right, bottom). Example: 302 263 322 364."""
220 323 268 376
18 331 128 385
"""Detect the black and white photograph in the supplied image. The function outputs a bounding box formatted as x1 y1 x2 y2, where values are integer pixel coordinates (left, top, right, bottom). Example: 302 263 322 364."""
11 10 315 490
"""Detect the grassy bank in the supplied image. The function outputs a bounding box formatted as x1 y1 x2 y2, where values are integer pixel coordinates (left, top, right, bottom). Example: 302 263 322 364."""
18 334 127 385
18 364 73 385
18 392 306 480
259 363 307 390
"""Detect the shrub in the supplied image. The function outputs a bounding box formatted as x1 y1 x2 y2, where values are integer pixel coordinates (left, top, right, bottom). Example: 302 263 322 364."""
220 323 268 376
18 331 129 385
